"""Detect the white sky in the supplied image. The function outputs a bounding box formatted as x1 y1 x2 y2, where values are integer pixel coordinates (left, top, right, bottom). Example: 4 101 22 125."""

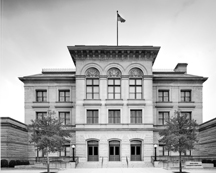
1 0 216 123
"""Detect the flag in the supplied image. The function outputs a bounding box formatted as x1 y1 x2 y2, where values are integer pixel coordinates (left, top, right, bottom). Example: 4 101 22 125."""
117 13 126 23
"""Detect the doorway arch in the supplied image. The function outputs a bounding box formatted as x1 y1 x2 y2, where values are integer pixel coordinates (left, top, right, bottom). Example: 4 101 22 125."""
130 140 142 161
87 140 99 161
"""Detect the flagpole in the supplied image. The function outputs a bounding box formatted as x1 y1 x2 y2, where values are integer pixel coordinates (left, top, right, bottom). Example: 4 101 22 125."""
117 10 118 46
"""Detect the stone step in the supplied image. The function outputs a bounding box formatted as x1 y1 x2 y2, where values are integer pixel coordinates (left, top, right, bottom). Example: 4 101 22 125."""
128 161 153 168
76 161 153 168
76 162 101 168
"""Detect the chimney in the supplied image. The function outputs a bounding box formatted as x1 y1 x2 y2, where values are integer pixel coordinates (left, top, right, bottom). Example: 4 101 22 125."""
174 63 188 73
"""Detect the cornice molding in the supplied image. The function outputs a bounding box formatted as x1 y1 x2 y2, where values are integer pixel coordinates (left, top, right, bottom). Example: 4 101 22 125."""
75 75 153 78
155 105 173 108
178 105 196 108
83 103 102 106
68 46 160 66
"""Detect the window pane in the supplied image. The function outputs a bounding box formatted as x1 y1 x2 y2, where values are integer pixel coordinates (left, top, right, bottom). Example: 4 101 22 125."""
66 91 70 96
136 79 142 85
130 94 135 99
93 79 99 85
93 94 99 99
87 94 92 99
60 92 64 96
87 87 92 92
115 94 121 99
136 146 141 155
86 79 92 85
164 91 168 96
94 147 98 155
136 94 142 99
129 79 135 85
115 147 119 155
115 79 120 85
66 97 70 102
115 87 120 93
129 87 135 92
108 87 114 93
93 87 99 93
66 147 70 156
89 147 93 155
38 92 42 96
108 94 113 99
108 79 113 85
131 146 135 155
110 147 114 155
136 87 142 92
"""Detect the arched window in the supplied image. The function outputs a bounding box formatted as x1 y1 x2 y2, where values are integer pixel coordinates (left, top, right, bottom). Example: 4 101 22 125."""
85 68 100 99
129 68 143 99
107 68 122 99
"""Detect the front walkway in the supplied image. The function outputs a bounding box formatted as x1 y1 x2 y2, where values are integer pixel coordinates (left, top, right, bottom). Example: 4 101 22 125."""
1 168 216 173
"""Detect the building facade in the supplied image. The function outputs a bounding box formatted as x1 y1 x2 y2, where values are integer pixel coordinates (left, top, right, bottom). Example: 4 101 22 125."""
1 117 28 161
198 118 216 156
19 45 207 163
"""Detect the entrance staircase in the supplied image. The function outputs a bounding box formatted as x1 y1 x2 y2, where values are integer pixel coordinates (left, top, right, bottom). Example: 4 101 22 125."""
76 160 153 168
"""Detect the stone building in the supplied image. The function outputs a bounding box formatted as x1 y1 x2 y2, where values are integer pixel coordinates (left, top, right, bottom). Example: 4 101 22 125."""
19 45 207 163
198 118 216 156
1 117 28 161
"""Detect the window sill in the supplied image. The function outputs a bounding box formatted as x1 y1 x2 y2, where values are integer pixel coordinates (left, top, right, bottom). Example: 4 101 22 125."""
33 101 49 103
106 99 123 101
55 101 73 103
84 99 101 101
178 101 194 103
156 101 172 103
127 99 145 101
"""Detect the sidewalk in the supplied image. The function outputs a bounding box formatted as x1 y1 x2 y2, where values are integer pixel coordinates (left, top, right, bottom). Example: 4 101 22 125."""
1 168 216 173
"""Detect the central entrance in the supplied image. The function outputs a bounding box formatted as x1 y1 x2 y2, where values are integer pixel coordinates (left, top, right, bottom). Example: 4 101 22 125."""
88 140 98 161
131 140 141 161
109 140 120 161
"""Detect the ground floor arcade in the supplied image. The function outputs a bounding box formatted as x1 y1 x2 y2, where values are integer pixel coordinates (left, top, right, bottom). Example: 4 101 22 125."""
75 131 154 162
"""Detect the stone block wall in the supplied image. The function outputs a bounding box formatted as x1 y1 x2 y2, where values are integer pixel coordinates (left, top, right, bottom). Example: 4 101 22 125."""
1 117 28 161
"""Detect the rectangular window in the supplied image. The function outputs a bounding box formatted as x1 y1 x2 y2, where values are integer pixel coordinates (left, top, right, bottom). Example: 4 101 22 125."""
158 112 169 125
37 149 45 157
181 90 191 102
129 79 142 99
36 90 47 102
60 145 70 156
159 145 169 156
87 110 98 124
86 79 99 99
130 110 142 123
158 90 169 102
108 79 121 99
59 90 70 102
108 110 120 124
181 112 192 120
36 112 47 120
59 112 70 125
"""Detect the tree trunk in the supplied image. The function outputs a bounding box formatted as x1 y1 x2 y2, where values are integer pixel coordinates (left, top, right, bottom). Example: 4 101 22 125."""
179 151 182 173
47 151 50 173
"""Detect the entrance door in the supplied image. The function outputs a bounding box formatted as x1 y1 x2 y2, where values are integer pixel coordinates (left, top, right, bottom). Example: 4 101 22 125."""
131 140 141 161
88 141 99 161
109 140 120 161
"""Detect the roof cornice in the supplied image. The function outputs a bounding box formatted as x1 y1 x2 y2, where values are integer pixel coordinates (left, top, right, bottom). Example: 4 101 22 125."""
68 45 160 66
153 77 208 83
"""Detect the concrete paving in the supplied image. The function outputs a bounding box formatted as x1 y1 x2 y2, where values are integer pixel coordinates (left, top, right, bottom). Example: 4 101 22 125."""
1 168 216 173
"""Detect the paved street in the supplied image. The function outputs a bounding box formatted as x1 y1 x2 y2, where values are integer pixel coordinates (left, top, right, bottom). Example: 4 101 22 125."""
1 168 216 173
